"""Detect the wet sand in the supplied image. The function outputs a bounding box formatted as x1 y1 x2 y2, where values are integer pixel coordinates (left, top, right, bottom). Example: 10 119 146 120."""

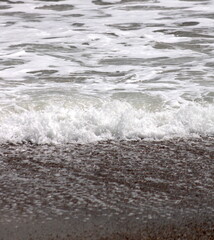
0 137 214 239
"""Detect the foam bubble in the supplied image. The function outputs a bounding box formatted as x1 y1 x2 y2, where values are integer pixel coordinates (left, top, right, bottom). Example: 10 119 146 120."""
0 100 213 144
0 0 213 145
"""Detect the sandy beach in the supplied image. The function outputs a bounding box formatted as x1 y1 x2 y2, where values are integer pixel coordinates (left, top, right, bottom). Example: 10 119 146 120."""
0 137 213 239
1 0 214 238
0 213 213 240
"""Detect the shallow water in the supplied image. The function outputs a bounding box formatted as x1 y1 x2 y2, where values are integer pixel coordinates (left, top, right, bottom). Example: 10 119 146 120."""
0 0 214 143
0 2 214 238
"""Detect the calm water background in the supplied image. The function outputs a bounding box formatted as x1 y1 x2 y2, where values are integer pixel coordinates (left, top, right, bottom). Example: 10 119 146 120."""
0 0 214 144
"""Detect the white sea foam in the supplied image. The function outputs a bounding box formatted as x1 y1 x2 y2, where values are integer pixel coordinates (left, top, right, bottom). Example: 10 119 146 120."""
0 0 214 144
0 100 213 144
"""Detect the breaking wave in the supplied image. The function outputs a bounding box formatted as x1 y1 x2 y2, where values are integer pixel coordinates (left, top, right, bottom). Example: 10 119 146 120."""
0 100 213 144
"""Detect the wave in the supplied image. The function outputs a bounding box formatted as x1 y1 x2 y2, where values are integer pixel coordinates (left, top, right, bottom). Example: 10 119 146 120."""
0 100 213 144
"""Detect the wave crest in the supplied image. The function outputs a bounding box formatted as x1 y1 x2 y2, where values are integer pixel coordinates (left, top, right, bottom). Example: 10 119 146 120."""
0 101 213 144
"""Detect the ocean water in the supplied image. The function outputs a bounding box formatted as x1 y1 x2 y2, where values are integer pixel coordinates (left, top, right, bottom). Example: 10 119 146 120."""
1 2 214 238
0 0 214 144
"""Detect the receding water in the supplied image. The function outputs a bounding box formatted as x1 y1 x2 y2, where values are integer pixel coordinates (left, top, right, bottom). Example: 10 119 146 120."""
0 137 214 239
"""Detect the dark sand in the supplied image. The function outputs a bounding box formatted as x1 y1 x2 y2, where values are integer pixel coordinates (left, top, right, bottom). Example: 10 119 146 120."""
0 137 213 239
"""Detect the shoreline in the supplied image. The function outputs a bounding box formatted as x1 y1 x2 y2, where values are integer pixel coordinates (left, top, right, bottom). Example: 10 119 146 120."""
0 137 213 239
